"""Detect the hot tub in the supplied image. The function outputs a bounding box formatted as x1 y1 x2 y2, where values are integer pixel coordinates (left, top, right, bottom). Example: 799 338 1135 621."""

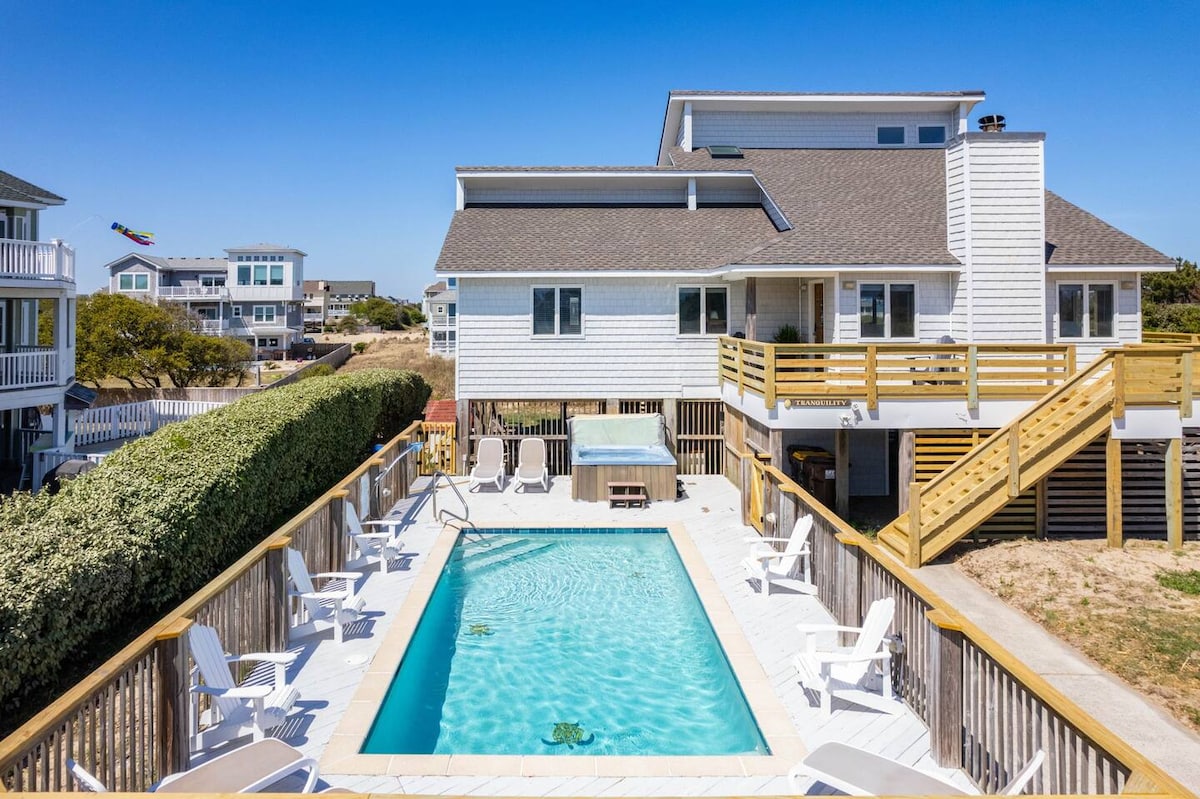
569 414 677 502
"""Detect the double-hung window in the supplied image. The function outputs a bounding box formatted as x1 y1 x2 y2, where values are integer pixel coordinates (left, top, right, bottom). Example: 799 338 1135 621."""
253 305 276 324
237 265 251 285
118 273 149 291
253 265 268 286
678 286 728 335
858 282 916 339
532 287 582 336
1058 283 1115 339
269 264 284 286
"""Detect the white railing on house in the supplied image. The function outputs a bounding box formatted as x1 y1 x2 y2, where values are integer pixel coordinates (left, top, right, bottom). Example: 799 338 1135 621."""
0 350 56 389
199 319 230 334
0 238 74 281
157 286 229 300
227 285 301 302
71 400 225 447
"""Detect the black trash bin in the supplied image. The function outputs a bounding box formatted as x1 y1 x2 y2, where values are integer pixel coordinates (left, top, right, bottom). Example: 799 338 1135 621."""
805 455 836 507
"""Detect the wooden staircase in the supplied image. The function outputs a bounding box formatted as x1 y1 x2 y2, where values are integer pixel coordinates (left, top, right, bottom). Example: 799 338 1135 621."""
879 355 1120 566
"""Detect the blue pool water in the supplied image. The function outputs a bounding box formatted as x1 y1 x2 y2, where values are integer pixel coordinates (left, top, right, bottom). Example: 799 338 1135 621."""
361 528 768 756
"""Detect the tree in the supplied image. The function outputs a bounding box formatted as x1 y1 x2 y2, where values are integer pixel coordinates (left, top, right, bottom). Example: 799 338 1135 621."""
1142 258 1200 332
399 303 426 328
349 297 401 329
336 314 362 334
76 293 249 387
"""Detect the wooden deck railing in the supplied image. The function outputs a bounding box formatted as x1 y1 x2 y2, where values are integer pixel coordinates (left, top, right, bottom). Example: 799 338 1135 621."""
739 455 1195 798
418 421 456 475
0 421 424 793
718 337 1076 410
1143 330 1200 346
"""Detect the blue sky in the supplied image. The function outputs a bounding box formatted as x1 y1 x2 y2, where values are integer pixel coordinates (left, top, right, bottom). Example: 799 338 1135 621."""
5 1 1198 298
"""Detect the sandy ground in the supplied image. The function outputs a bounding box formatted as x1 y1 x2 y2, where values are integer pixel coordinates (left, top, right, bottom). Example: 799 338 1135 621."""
957 538 1200 730
334 330 455 400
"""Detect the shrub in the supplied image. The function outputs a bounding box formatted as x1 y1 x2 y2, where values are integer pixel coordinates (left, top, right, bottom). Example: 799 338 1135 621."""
354 341 368 355
0 369 430 714
297 363 336 380
773 324 801 344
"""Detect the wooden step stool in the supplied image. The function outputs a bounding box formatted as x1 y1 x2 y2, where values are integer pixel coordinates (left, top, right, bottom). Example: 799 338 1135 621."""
608 481 648 508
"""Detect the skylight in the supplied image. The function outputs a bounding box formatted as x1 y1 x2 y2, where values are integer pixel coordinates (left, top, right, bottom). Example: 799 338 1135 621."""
707 145 743 158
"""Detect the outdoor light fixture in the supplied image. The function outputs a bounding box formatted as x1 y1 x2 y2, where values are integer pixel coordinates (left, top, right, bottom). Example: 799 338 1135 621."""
842 280 856 290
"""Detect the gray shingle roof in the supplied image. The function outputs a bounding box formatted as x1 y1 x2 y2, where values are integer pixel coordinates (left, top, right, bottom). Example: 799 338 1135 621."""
160 257 227 271
326 280 375 296
0 169 66 205
1044 191 1172 265
436 206 780 273
671 147 958 265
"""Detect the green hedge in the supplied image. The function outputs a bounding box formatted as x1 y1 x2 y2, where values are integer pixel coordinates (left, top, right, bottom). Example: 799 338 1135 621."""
0 368 430 715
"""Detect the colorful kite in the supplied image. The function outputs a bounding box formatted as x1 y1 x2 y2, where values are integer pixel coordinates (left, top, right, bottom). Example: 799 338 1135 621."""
111 222 155 246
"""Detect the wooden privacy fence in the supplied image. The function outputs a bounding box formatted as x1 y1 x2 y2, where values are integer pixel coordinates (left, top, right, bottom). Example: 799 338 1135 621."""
0 422 424 793
740 454 1193 798
719 337 1076 410
269 344 352 389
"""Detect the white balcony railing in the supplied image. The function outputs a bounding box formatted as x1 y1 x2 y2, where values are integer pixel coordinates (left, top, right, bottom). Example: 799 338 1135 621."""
157 286 229 300
0 238 74 282
227 285 301 302
198 319 231 334
0 350 56 389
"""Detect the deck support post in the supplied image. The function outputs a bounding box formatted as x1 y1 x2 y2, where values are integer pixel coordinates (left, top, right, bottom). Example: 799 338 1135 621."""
897 431 915 514
605 398 619 414
455 399 470 475
1167 437 1183 550
1008 428 1021 498
1106 435 1123 548
154 618 192 780
927 609 964 769
769 427 785 474
744 278 757 341
1035 478 1048 539
266 539 290 651
835 428 850 519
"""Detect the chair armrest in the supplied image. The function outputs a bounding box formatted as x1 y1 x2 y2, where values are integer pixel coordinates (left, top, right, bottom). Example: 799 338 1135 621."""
359 519 402 531
314 571 362 581
744 536 792 543
191 683 272 699
228 651 297 666
796 622 863 635
350 531 395 542
808 650 890 665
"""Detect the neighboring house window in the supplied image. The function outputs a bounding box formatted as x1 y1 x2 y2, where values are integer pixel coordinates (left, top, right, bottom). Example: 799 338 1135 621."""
918 126 946 144
532 287 582 336
877 126 905 145
1058 283 1115 338
678 286 728 335
201 275 225 287
448 302 457 319
0 305 6 346
435 304 445 314
237 265 251 285
270 264 284 286
859 283 917 339
253 305 276 323
118 273 149 291
447 277 457 288
253 265 268 286
232 306 243 317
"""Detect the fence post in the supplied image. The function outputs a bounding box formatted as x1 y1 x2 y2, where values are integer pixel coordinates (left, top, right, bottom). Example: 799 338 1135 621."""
739 455 753 527
926 609 965 769
265 538 290 651
907 481 923 568
154 617 192 780
331 490 349 571
834 533 863 644
966 345 979 410
866 345 878 410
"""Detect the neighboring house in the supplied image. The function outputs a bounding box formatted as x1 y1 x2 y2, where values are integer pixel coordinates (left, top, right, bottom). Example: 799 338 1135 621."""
0 169 79 489
103 243 307 352
302 279 377 329
434 89 1175 510
422 278 457 356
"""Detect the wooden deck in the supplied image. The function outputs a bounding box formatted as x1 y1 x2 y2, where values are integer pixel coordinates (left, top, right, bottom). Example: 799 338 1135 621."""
268 476 969 795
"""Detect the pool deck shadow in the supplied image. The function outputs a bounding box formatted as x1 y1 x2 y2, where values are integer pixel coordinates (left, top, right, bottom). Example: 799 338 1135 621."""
260 475 970 795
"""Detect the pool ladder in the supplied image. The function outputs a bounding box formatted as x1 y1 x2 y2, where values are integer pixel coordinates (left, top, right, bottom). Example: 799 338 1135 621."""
431 470 472 527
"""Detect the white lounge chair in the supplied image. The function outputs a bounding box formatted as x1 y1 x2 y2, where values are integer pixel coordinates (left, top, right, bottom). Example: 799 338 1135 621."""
286 548 365 645
345 502 404 574
188 623 300 750
69 738 319 793
788 741 1045 796
514 437 549 492
468 437 505 492
741 514 815 597
793 596 899 717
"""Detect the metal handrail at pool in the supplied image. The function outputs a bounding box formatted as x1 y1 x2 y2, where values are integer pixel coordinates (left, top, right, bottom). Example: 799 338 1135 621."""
739 453 1195 799
0 422 425 793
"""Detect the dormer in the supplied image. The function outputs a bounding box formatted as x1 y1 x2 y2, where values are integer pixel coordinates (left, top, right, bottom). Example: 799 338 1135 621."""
657 90 987 164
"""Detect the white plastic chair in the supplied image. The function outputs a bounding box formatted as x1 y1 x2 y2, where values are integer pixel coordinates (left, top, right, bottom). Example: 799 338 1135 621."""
286 548 365 645
793 597 899 717
514 438 549 492
468 437 505 492
344 502 404 574
741 514 815 596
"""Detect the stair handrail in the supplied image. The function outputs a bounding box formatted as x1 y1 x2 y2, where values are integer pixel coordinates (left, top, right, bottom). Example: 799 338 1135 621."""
430 469 472 527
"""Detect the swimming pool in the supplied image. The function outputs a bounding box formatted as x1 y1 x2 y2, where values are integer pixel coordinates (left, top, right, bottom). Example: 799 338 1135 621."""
361 528 768 757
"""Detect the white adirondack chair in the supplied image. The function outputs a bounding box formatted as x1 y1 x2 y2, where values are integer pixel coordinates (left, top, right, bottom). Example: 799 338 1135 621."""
286 548 365 645
741 514 815 596
793 596 900 717
468 437 505 492
344 502 404 574
788 741 1046 796
514 438 549 492
187 623 300 750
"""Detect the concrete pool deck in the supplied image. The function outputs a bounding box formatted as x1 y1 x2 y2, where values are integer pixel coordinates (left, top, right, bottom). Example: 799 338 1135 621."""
262 475 970 795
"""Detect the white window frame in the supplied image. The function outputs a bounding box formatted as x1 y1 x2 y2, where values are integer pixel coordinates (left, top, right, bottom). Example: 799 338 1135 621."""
676 285 730 337
232 306 243 318
856 281 919 342
917 125 947 145
0 304 6 346
119 272 150 292
1055 280 1118 341
253 305 276 324
0 216 7 239
876 126 906 146
530 286 584 337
